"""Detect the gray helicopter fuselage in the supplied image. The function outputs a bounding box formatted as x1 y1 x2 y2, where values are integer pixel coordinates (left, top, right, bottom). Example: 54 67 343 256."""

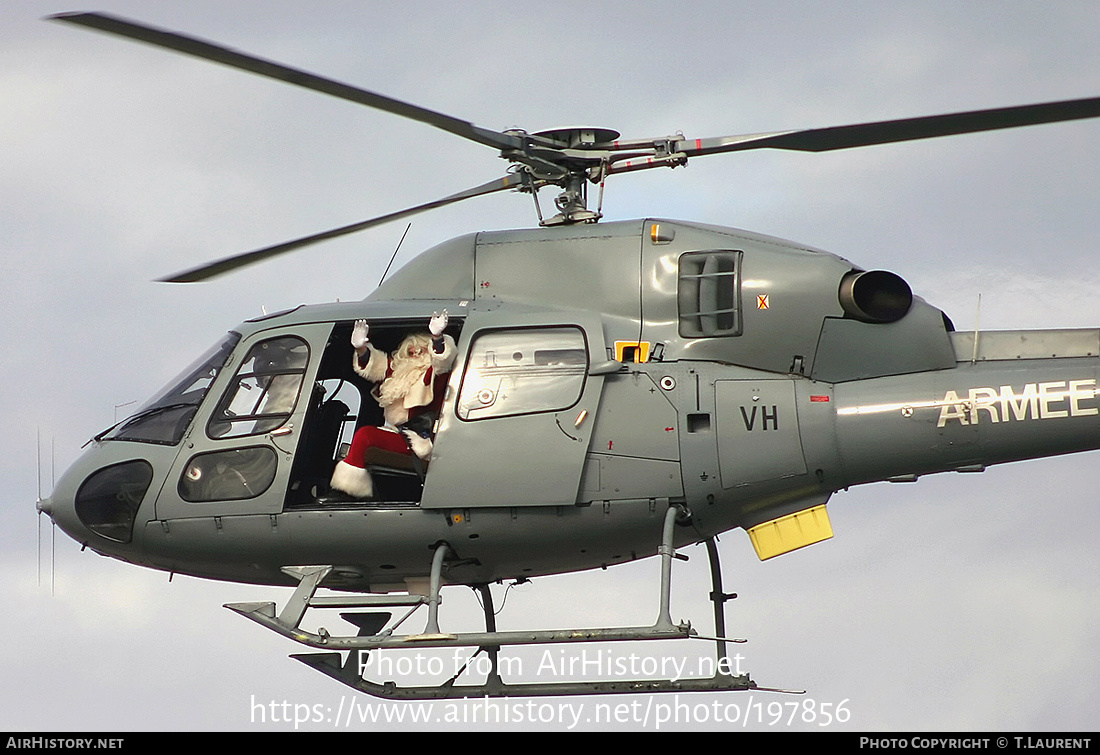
46 219 1100 592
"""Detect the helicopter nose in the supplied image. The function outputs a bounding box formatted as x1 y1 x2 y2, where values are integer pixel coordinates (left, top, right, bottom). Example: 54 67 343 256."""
35 495 53 518
48 454 156 550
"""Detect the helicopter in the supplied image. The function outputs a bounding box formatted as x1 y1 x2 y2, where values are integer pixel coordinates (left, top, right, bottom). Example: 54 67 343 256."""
35 10 1100 702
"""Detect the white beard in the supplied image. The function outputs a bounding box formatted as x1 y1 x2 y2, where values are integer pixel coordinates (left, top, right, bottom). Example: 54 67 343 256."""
374 336 434 427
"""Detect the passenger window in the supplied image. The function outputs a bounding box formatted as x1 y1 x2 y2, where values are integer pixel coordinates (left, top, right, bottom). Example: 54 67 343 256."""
179 446 278 502
209 336 309 438
457 327 587 420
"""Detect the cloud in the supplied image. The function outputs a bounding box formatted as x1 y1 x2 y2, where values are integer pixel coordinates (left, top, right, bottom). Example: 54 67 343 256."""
5 0 1099 732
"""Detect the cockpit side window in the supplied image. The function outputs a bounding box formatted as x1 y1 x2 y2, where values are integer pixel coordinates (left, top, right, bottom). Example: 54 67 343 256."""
208 336 309 439
457 327 587 421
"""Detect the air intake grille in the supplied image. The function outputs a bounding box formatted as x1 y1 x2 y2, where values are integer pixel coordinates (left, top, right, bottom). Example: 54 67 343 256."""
677 250 742 337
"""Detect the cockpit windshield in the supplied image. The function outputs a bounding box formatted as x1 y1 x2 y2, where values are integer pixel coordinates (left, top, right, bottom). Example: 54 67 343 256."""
101 332 241 445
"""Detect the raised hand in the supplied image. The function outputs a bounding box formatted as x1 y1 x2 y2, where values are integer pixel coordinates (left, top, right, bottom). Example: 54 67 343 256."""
429 310 449 337
351 319 370 350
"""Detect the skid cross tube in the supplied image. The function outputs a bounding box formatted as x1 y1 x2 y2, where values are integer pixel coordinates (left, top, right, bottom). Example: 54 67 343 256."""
226 505 779 697
424 541 449 636
705 537 741 669
224 507 698 650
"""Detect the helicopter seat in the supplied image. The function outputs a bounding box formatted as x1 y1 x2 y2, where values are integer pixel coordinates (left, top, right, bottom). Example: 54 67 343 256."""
327 423 429 502
286 397 351 506
361 445 424 473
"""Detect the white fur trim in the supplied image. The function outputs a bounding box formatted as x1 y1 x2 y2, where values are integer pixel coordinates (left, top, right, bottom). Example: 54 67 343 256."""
352 343 390 384
330 460 374 498
431 334 458 373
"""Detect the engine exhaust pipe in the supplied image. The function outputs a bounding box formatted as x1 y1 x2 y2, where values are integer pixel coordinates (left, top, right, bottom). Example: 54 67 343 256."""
838 269 912 323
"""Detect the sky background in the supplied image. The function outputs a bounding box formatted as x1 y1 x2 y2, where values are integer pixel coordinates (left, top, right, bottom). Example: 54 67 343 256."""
3 0 1099 732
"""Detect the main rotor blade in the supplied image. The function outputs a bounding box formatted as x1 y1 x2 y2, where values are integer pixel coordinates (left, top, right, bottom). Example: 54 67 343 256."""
160 174 527 282
677 96 1100 157
49 12 522 152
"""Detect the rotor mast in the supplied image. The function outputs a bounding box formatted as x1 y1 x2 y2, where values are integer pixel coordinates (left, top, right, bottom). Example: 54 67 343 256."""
500 127 619 225
48 11 1100 280
498 127 694 225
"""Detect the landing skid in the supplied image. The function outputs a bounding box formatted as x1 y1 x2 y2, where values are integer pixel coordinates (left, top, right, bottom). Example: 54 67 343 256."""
291 651 760 700
225 506 803 699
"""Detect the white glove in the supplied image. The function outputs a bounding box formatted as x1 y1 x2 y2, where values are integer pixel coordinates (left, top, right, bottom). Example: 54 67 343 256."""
402 429 434 460
351 319 370 350
429 310 448 337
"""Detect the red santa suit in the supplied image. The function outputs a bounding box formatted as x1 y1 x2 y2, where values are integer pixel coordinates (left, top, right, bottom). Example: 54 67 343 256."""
330 331 457 498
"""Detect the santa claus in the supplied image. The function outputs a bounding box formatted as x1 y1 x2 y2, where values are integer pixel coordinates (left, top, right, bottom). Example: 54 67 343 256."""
329 311 456 498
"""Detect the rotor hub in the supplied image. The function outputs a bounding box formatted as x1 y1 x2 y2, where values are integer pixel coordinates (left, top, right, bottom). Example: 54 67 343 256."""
532 127 621 149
